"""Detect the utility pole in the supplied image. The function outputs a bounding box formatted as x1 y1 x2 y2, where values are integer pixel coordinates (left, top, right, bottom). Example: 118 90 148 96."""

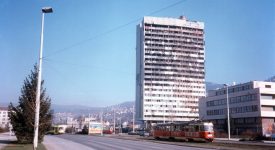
33 7 52 150
224 84 231 140
119 118 122 134
113 109 115 134
101 110 103 136
133 105 135 132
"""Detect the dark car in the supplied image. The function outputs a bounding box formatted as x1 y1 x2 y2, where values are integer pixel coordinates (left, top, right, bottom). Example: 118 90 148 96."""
139 130 150 136
128 131 140 135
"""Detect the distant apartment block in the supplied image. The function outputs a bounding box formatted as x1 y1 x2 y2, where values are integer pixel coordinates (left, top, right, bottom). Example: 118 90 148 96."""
0 107 10 128
199 81 275 136
136 16 205 123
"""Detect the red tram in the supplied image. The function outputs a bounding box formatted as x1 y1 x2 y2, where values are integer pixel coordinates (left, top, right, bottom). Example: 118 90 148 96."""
153 121 214 142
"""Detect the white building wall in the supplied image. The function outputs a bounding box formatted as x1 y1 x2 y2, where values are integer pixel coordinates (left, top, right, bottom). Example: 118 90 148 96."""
199 81 275 136
0 107 10 128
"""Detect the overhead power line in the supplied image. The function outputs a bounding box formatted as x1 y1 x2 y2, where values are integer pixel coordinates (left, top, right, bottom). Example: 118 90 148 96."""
44 0 187 58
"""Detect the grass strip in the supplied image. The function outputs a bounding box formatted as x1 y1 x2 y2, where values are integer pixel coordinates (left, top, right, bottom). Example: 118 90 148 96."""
2 141 47 150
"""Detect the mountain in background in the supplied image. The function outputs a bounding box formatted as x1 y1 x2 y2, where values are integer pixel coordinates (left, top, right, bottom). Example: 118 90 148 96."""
52 101 134 115
205 81 223 92
52 82 223 114
0 102 9 107
52 104 104 114
266 75 275 82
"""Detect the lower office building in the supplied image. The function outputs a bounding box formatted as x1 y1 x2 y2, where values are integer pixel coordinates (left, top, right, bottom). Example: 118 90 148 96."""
199 81 275 137
0 107 10 128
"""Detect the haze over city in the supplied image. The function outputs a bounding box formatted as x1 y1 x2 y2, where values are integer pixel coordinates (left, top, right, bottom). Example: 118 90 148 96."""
0 0 274 107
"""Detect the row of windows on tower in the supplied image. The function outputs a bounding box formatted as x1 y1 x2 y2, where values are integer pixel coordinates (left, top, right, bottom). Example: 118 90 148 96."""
144 28 203 36
144 86 204 91
144 68 204 74
145 75 204 81
144 99 199 103
144 23 204 31
144 38 204 45
144 64 204 70
145 43 204 49
145 110 198 114
145 33 204 42
144 77 205 83
144 53 204 60
144 101 198 106
144 82 205 87
144 48 204 55
144 93 204 97
144 57 204 64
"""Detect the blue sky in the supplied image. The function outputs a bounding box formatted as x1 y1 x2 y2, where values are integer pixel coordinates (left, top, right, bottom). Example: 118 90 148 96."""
0 0 274 107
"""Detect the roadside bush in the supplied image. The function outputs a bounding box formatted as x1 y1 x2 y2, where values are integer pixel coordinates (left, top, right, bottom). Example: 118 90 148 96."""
8 65 52 144
81 125 88 134
65 127 73 133
0 127 4 133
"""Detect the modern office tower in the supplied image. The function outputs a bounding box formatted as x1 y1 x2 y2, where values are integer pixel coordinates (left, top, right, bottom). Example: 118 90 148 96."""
199 81 275 137
136 16 205 123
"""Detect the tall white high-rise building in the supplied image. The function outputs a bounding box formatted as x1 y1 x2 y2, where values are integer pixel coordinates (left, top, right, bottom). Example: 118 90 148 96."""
136 16 205 123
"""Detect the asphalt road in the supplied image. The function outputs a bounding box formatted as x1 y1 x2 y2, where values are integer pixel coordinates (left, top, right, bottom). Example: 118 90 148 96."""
0 132 16 150
51 134 213 150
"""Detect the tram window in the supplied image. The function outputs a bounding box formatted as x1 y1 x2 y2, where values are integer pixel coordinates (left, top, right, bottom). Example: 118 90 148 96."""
195 126 199 132
175 125 181 131
170 125 174 131
174 125 177 131
200 125 204 131
204 125 213 132
184 127 189 132
190 127 194 132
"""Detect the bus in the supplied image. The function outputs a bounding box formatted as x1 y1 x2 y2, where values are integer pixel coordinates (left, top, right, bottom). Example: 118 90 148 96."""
49 125 67 134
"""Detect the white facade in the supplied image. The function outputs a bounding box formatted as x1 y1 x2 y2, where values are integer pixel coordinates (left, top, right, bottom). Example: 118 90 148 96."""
0 107 10 128
199 81 275 136
136 16 205 123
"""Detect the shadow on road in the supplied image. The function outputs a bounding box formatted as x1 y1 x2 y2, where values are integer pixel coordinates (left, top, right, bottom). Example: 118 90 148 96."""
0 139 16 144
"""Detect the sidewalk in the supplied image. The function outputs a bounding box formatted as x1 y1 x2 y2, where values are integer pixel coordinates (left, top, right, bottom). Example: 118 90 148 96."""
43 135 95 150
215 138 240 141
0 132 17 149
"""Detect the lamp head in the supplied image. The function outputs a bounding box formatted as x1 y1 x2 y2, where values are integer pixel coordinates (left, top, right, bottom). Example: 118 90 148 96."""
42 7 53 13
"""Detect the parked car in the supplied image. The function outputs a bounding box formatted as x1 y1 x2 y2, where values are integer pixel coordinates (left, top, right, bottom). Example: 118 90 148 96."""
128 131 140 135
139 130 150 136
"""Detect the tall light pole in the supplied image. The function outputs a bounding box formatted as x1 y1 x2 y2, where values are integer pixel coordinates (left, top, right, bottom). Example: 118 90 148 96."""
132 105 135 132
33 7 53 150
100 110 103 136
113 109 116 134
224 84 231 140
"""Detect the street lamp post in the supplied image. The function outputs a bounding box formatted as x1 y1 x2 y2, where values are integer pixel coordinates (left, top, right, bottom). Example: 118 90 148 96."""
101 110 103 136
224 84 231 140
113 109 115 134
33 7 53 150
133 105 135 132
